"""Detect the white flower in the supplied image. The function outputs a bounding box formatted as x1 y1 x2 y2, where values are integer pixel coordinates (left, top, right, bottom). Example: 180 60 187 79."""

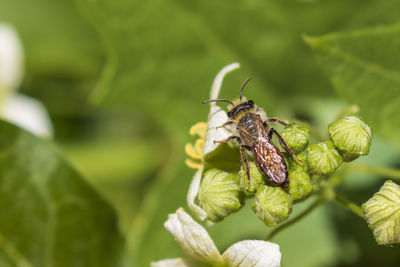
0 23 52 137
152 208 281 267
0 23 23 94
186 62 239 221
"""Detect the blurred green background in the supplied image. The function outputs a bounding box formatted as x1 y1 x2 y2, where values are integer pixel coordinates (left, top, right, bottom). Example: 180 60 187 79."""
1 0 400 266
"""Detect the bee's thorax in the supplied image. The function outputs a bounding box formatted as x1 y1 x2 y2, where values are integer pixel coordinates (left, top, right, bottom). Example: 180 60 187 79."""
237 112 259 136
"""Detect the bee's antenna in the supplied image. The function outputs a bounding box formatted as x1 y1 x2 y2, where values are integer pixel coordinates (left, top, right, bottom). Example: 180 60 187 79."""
202 99 233 105
239 77 252 100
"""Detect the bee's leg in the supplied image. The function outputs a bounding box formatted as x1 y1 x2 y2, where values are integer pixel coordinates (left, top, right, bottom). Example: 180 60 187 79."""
216 121 234 130
213 135 241 145
240 145 252 191
264 118 295 127
268 128 303 163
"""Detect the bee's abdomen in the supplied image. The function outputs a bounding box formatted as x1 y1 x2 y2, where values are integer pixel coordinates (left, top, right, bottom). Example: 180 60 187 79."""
253 138 288 185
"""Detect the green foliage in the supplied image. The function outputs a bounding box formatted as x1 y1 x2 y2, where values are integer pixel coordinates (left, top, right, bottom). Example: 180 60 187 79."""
2 0 400 266
304 23 400 148
0 121 123 267
74 0 366 128
64 138 167 232
0 0 103 115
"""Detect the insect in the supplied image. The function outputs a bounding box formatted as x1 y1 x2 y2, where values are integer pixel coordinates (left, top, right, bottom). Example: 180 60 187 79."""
203 77 300 188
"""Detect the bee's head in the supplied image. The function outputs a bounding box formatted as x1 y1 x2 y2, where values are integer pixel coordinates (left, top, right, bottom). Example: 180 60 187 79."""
202 77 254 119
227 99 254 119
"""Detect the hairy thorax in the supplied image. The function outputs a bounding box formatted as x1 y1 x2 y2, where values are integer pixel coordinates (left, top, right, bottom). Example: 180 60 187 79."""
238 113 259 136
234 112 265 147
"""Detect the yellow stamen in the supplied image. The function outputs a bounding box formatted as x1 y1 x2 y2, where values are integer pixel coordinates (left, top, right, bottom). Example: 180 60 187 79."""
190 122 207 138
195 139 204 155
185 158 202 169
185 143 202 160
185 121 207 169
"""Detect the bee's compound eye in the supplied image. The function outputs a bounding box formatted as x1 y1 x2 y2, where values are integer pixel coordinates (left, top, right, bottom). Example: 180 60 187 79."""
227 111 232 117
248 100 254 107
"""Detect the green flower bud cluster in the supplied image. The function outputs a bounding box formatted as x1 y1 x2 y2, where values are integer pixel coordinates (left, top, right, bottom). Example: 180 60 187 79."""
198 162 297 225
195 116 372 226
306 116 372 175
237 155 312 226
197 124 313 226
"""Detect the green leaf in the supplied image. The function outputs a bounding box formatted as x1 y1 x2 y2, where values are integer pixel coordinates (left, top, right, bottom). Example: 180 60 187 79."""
75 0 366 128
0 121 123 267
0 0 102 78
304 23 400 148
63 138 167 233
348 0 400 30
0 0 104 115
77 0 275 106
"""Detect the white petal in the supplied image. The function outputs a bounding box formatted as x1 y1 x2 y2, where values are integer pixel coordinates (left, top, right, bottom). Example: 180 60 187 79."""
187 167 208 221
223 240 281 267
0 23 23 93
202 105 231 155
209 62 240 102
151 258 191 267
1 93 53 137
164 208 224 264
203 62 239 155
187 63 240 221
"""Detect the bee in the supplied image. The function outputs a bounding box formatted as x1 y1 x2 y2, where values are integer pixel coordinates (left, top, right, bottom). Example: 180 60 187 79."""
203 78 300 188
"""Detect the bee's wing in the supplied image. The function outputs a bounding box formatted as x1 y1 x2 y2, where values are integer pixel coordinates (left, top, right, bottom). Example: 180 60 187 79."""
239 129 257 146
253 138 288 184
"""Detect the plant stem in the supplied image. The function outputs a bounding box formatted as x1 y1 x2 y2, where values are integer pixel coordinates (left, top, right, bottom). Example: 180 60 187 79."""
326 168 346 188
332 194 364 218
266 196 325 241
348 163 400 180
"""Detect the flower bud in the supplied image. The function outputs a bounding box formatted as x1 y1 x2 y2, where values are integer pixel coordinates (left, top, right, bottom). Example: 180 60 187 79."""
362 180 400 245
239 161 266 195
328 116 372 162
287 155 312 200
281 125 310 154
197 169 243 222
306 141 343 176
252 185 292 227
